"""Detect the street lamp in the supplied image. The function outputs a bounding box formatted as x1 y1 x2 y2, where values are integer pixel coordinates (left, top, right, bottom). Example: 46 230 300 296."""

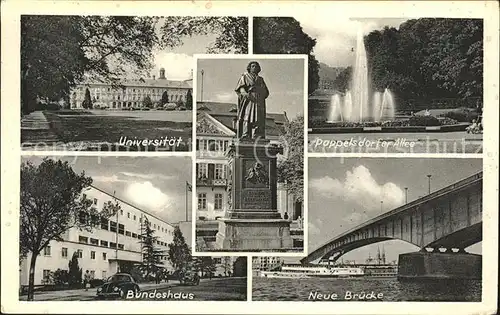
200 69 205 102
404 187 408 204
427 175 432 195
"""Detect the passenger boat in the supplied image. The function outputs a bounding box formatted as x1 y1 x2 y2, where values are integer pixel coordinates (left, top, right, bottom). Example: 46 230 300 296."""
259 265 364 278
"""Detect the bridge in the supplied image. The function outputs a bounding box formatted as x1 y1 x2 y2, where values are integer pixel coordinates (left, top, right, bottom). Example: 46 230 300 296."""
302 171 483 279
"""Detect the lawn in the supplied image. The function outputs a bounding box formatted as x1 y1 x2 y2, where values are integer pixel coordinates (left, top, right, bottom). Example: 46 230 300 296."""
42 110 192 151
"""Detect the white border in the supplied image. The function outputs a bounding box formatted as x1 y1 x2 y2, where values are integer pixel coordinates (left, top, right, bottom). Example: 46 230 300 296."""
191 54 308 257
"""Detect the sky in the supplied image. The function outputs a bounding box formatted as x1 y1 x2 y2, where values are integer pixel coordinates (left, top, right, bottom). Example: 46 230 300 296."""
21 156 192 224
151 35 216 81
295 158 483 265
197 58 305 119
294 16 409 67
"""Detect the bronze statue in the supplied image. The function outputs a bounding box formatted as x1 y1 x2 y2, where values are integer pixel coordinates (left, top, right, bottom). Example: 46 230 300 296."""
235 61 269 139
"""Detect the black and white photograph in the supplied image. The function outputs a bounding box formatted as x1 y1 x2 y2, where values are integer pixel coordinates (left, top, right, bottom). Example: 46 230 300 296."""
193 56 306 253
252 157 482 301
253 17 484 154
19 156 247 301
20 16 248 152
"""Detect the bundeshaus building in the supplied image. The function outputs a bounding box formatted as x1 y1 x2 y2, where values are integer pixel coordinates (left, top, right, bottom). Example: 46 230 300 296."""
19 186 176 287
195 101 305 251
70 68 192 109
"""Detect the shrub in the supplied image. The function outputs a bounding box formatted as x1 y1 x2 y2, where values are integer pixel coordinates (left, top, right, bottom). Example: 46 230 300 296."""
442 110 478 123
408 115 441 126
89 279 105 288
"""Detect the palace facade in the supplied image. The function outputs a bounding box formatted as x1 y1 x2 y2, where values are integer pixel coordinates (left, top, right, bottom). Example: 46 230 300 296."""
19 186 176 287
70 68 192 109
195 102 304 250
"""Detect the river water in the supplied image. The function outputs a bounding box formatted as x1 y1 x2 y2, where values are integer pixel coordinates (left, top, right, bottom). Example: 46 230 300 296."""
252 277 481 301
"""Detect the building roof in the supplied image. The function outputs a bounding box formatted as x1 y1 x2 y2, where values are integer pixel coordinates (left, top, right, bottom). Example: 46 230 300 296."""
89 185 175 228
197 101 287 136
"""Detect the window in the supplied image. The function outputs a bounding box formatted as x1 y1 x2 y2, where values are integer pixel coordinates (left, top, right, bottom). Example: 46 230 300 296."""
125 231 131 237
110 221 117 232
100 217 108 230
110 242 117 249
133 215 136 221
100 240 108 247
43 246 51 256
118 224 125 235
118 244 124 250
61 247 68 258
132 233 137 238
78 211 88 224
79 236 88 244
127 212 130 219
197 163 208 178
198 193 207 210
214 193 223 210
93 198 98 205
102 253 107 260
120 210 124 216
77 249 83 258
214 258 222 264
91 251 96 259
154 224 156 229
90 238 98 245
215 164 225 179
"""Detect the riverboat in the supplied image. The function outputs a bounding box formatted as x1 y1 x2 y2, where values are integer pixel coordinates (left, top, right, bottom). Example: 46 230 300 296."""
260 265 364 278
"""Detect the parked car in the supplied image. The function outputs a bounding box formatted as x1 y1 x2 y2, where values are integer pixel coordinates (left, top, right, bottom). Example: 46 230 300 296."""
96 273 140 299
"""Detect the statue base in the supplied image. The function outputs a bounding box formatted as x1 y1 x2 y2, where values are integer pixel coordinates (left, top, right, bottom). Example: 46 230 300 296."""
215 218 293 251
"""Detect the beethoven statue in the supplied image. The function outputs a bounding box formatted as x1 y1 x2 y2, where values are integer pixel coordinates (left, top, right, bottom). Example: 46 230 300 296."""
235 61 269 139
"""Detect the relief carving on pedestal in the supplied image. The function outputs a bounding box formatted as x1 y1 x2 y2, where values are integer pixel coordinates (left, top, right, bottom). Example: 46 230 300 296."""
245 162 268 186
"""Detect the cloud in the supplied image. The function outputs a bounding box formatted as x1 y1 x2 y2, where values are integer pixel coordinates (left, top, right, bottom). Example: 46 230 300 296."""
153 52 193 80
92 174 127 183
310 165 405 213
125 181 171 212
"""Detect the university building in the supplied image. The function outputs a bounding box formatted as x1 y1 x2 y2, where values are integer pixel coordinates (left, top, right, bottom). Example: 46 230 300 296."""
70 68 192 109
195 102 304 250
19 186 176 286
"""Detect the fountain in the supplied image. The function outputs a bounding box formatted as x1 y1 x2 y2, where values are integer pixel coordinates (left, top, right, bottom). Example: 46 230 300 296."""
327 24 396 123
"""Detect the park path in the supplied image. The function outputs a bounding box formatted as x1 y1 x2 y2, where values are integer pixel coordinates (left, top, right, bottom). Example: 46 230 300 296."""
21 111 60 144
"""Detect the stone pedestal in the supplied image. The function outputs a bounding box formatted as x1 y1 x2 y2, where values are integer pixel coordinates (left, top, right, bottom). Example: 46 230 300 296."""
398 251 482 280
215 139 293 250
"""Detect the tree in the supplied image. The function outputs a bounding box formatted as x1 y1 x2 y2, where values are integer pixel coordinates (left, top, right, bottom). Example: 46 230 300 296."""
167 227 191 273
253 17 320 94
232 257 247 277
160 17 248 54
21 16 158 114
139 218 164 278
143 95 153 108
20 158 121 300
185 89 193 110
82 88 92 109
160 91 169 105
332 67 352 92
277 115 304 202
221 257 232 277
68 252 82 287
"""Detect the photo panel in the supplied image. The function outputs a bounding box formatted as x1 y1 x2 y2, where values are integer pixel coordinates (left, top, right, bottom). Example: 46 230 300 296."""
253 157 483 302
192 55 307 255
19 156 247 301
253 17 484 154
20 15 248 152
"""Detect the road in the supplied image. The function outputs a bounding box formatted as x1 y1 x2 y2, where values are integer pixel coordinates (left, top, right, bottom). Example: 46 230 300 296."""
308 132 483 154
22 278 246 301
